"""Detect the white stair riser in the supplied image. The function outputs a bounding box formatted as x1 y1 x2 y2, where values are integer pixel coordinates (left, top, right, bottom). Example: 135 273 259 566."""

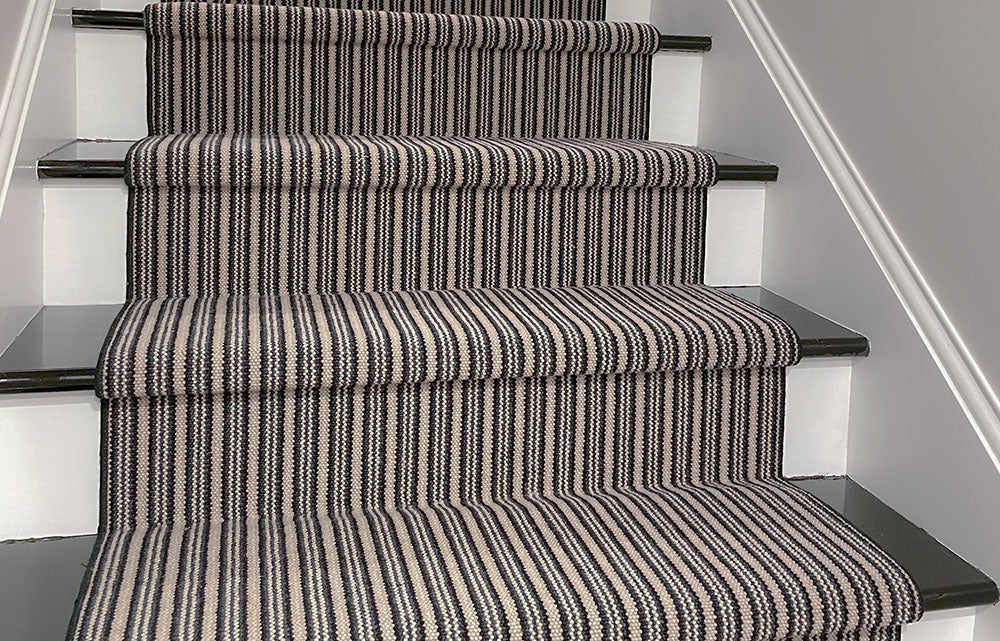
605 0 651 23
43 182 128 305
0 359 841 541
41 182 764 305
902 609 977 641
649 52 702 146
0 392 101 541
75 31 702 146
75 30 145 141
704 183 764 287
783 358 852 478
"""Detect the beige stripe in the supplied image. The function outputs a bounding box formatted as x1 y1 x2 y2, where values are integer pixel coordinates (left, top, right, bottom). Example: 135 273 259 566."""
386 508 440 640
198 524 224 639
423 508 484 640
282 517 309 639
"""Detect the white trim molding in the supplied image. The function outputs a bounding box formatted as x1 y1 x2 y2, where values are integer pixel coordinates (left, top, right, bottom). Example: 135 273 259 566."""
0 0 56 219
727 0 1000 475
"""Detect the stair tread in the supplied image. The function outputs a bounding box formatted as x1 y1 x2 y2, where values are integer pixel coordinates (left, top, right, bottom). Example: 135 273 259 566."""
38 139 778 182
791 476 999 612
0 477 990 641
720 286 869 357
0 287 867 395
127 134 718 189
98 285 800 400
70 8 712 51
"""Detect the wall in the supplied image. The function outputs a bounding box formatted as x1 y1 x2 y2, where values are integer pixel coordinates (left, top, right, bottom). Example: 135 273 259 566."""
0 5 31 82
0 1 47 354
0 0 105 353
650 0 1000 636
758 1 1000 398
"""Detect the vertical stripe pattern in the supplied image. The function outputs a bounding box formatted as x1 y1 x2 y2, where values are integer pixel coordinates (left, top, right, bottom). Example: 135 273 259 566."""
67 0 923 639
145 3 656 138
125 134 716 297
171 0 606 21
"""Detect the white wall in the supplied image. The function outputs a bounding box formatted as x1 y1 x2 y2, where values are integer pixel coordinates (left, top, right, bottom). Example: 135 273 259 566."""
0 1 47 354
650 0 999 635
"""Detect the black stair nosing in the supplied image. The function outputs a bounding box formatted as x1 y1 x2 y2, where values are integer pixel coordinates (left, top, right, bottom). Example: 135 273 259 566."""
71 8 145 30
0 477 993 639
0 304 123 395
791 476 999 612
69 8 712 52
0 288 866 395
719 286 869 358
658 34 712 52
710 148 780 182
39 140 778 182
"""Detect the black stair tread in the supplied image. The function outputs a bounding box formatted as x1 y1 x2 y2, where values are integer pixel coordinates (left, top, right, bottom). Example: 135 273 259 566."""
0 535 95 641
0 304 122 394
70 8 711 51
38 139 778 182
790 476 999 612
0 287 866 395
719 286 869 357
0 478 993 641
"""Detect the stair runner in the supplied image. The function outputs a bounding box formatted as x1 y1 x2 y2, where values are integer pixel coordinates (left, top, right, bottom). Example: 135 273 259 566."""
68 1 922 640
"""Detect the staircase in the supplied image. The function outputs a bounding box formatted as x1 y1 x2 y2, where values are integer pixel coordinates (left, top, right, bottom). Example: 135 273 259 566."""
0 1 995 640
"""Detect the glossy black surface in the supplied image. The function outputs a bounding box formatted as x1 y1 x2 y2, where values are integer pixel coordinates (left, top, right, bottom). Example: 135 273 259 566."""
0 305 122 394
658 34 712 52
0 289 863 395
720 286 870 357
0 477 993 640
791 476 999 611
71 8 144 30
70 9 712 52
0 535 94 641
709 149 780 182
39 140 779 182
36 140 132 179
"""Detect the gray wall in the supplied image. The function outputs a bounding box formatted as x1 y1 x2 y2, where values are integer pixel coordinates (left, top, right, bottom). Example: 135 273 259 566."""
651 1 1000 636
760 0 1000 399
0 4 30 90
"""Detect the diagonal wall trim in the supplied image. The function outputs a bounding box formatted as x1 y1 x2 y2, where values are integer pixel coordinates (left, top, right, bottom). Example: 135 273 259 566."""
727 0 1000 475
0 0 55 218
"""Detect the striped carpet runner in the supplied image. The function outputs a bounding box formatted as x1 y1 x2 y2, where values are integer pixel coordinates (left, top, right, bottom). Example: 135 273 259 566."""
145 2 656 138
68 1 922 640
159 0 606 20
123 134 715 295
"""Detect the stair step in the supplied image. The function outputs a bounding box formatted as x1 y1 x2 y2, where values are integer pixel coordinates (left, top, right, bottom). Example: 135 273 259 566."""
0 287 866 395
37 139 778 182
69 8 712 52
720 286 868 357
793 477 999 612
0 476 990 641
